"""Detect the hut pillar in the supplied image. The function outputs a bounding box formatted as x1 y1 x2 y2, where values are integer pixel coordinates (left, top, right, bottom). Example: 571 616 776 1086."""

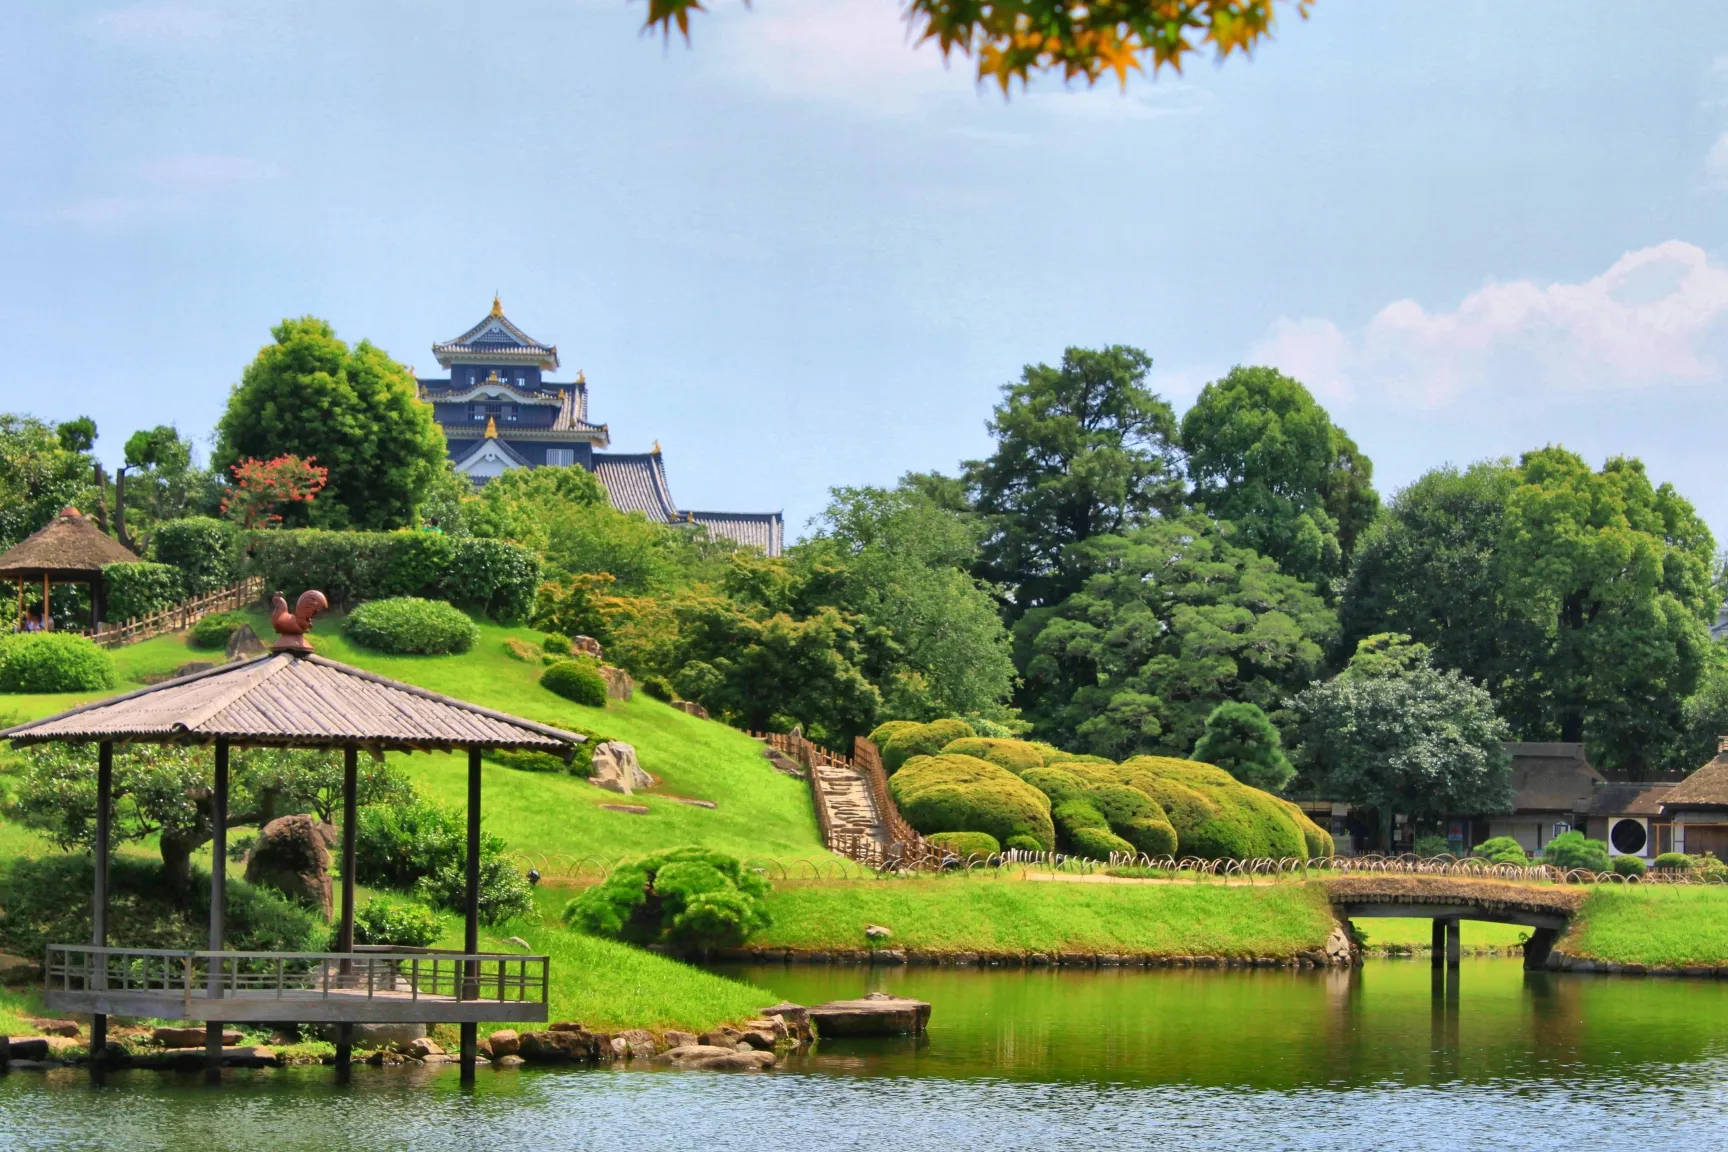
461 747 481 1083
41 575 49 630
206 738 229 1084
335 746 358 1082
90 741 112 1078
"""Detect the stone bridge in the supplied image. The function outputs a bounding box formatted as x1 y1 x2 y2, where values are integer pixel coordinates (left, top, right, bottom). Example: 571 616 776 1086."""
1325 876 1587 969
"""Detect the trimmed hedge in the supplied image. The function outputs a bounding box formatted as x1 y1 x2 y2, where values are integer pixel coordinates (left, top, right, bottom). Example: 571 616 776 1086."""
1114 756 1334 862
152 517 242 596
102 561 181 622
246 531 539 621
889 753 1054 851
541 659 608 707
1541 831 1609 873
541 632 571 656
641 675 675 703
1474 835 1529 866
353 896 441 947
941 737 1047 775
188 610 249 650
1611 855 1647 877
343 597 478 655
1654 852 1692 872
867 720 920 748
0 633 115 693
881 719 976 773
1023 764 1177 859
926 831 1001 858
563 847 772 952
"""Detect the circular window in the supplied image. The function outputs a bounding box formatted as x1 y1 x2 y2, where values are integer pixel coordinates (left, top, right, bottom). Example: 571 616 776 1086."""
1610 818 1648 855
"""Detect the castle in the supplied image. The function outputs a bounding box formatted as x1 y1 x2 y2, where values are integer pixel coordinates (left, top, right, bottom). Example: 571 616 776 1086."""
418 298 783 556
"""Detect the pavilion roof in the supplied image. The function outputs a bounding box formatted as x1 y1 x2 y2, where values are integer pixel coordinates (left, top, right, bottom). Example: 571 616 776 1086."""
1661 754 1728 811
433 297 559 370
0 652 585 754
0 507 139 579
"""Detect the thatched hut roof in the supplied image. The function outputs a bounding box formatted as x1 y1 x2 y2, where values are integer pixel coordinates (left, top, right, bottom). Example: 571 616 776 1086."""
0 652 585 754
1660 754 1728 813
0 507 138 579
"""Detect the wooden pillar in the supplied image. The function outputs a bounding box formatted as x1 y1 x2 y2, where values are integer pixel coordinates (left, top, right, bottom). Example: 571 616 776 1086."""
13 580 21 630
461 746 481 1083
336 746 358 1082
90 742 112 1077
1431 919 1446 968
206 738 229 1084
41 575 49 631
1446 919 1462 969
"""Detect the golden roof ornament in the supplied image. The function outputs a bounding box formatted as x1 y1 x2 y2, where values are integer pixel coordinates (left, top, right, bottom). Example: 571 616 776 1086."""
491 293 503 317
485 416 498 439
576 370 586 384
651 440 661 455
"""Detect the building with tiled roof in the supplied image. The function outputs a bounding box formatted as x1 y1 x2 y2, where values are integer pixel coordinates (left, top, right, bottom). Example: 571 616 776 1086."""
422 299 783 556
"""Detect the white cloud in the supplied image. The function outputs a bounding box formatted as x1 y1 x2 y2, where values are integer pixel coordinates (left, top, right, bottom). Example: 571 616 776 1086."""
84 2 241 45
1251 241 1728 408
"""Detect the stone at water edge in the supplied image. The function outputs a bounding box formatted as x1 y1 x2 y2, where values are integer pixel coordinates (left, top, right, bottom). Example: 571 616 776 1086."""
617 1029 659 1058
316 1022 425 1048
664 1031 699 1049
407 1037 444 1059
153 1026 242 1047
519 1029 602 1063
495 1055 526 1068
807 996 932 1037
760 1002 813 1043
487 1029 521 1056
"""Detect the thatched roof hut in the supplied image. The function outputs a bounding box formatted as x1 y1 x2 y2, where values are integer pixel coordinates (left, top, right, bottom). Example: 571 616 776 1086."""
1659 751 1728 813
0 506 138 587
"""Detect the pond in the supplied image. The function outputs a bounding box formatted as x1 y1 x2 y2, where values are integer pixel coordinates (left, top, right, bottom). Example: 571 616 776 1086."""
2 958 1727 1151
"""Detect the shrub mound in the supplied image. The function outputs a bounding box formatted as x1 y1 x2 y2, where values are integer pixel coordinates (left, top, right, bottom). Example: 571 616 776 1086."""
940 737 1048 775
1022 764 1177 859
1541 831 1609 873
889 753 1054 851
541 659 608 707
640 675 675 703
541 632 571 656
926 831 1001 858
1475 835 1530 866
564 846 771 951
0 633 115 693
867 720 920 748
344 597 478 655
1653 851 1692 872
189 610 249 650
1114 756 1333 861
1611 855 1647 878
353 798 531 924
353 896 441 947
881 719 976 773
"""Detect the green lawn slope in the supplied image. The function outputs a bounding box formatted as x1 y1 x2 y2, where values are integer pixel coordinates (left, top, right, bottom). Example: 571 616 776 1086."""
1563 886 1728 968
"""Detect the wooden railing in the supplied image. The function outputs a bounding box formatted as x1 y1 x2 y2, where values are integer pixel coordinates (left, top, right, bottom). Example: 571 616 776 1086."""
753 730 942 871
45 944 548 1008
96 576 265 648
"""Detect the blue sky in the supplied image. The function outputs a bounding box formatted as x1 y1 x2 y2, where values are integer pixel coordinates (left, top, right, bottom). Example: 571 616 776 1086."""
4 0 1728 541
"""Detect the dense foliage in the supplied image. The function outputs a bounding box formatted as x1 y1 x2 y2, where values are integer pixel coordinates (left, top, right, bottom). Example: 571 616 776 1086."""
246 530 539 620
541 659 609 706
214 317 449 530
344 597 479 655
353 896 442 948
351 797 532 924
925 831 1002 858
101 561 183 622
563 846 772 952
0 413 95 552
188 610 250 650
889 753 1056 850
882 718 977 772
0 633 115 693
152 516 243 596
1540 831 1610 873
1192 701 1295 793
1473 835 1529 866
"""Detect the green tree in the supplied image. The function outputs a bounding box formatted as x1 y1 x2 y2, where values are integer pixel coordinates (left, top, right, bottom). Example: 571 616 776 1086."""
1192 700 1295 793
1180 365 1378 590
803 482 1018 724
214 317 447 531
1499 449 1716 772
965 345 1184 620
1018 513 1334 758
115 425 209 552
1293 633 1513 851
0 414 96 550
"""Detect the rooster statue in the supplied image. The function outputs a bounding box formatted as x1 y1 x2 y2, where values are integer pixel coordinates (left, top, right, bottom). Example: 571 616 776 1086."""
270 589 329 654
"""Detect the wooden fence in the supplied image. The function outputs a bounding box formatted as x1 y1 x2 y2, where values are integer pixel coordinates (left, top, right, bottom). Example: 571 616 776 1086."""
754 729 943 871
95 576 266 648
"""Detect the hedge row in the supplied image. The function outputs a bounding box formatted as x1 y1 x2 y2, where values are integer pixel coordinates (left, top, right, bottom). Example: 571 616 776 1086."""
152 517 244 597
245 531 539 621
101 562 182 623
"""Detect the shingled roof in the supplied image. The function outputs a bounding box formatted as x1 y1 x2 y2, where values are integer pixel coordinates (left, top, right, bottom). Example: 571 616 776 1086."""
0 507 139 578
593 451 679 521
1660 754 1728 811
433 297 558 370
687 511 785 556
1 653 585 754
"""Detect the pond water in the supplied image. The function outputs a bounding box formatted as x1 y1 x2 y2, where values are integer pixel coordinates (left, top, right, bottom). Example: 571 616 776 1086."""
3 959 1728 1151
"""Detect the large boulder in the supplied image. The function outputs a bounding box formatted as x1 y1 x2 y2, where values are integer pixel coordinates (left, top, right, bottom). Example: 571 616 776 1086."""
226 623 266 661
519 1029 604 1063
673 700 710 720
590 741 654 794
889 754 1054 851
808 993 931 1036
599 665 634 701
570 635 604 660
244 814 337 919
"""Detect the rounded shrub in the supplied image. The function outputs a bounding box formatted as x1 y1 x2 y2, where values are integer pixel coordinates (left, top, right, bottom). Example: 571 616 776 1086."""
541 632 571 656
189 610 249 650
941 737 1046 775
1024 764 1178 858
1611 854 1647 878
641 675 675 703
926 831 1000 858
541 659 608 707
1474 835 1529 866
1004 834 1044 853
1413 834 1451 859
0 633 115 693
867 720 920 748
1653 851 1692 872
353 896 442 947
1541 831 1609 873
564 846 770 952
881 718 976 773
344 597 478 655
1111 756 1324 861
889 753 1054 851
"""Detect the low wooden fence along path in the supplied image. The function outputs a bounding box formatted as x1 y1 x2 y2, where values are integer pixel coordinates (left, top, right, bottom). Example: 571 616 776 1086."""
753 731 946 871
95 576 265 648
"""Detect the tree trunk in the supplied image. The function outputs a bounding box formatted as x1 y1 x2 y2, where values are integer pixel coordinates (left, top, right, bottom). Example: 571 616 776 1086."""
1558 591 1586 744
159 832 203 892
1379 807 1394 854
114 468 137 555
91 464 111 535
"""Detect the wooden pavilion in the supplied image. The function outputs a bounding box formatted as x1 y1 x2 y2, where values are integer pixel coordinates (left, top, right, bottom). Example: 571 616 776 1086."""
0 593 585 1083
0 507 139 631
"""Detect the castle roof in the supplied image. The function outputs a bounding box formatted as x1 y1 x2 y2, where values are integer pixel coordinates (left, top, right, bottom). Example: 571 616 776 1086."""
687 511 785 556
433 296 559 370
592 451 678 521
0 507 139 579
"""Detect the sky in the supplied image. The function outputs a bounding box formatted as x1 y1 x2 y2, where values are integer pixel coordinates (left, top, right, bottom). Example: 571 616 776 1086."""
3 1 1728 542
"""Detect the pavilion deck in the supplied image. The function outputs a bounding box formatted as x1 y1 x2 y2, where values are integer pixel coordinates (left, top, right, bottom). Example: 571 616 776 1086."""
45 944 549 1024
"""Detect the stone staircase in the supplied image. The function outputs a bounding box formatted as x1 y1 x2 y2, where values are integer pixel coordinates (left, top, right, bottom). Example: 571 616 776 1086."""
812 761 893 857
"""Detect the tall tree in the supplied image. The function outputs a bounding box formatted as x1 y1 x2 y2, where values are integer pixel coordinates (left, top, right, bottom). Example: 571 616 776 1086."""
214 318 448 531
965 345 1184 620
1293 634 1513 851
1180 365 1378 590
1017 513 1334 758
0 414 96 550
1193 701 1295 793
1499 449 1716 772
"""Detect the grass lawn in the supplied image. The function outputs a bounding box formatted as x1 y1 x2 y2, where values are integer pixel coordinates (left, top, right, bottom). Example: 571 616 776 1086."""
750 877 1338 958
1352 917 1531 953
1564 885 1728 968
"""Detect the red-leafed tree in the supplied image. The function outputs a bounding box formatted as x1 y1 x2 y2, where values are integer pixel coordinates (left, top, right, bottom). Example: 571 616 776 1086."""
222 455 328 530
